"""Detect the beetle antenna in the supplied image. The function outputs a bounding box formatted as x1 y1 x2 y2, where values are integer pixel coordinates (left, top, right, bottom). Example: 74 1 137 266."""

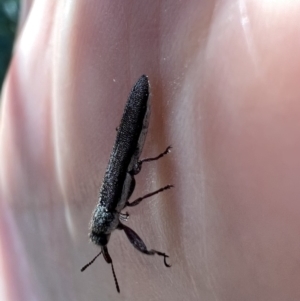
81 251 102 272
110 260 120 293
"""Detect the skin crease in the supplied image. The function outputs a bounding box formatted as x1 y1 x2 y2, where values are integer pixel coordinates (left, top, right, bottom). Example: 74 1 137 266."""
1 0 300 300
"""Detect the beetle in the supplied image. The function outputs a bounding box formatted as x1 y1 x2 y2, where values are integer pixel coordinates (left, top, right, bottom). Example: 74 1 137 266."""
81 75 172 293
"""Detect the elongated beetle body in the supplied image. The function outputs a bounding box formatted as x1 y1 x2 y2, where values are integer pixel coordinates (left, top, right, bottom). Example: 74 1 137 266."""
81 75 172 293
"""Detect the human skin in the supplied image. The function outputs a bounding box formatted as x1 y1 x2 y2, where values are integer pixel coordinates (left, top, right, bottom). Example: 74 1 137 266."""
1 1 300 300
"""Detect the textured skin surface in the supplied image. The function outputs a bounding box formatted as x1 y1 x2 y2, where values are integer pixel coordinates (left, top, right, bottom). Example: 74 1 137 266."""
90 75 150 239
5 2 300 300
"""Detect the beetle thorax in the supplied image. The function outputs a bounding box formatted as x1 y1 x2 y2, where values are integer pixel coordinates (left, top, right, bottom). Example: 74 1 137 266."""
90 205 119 235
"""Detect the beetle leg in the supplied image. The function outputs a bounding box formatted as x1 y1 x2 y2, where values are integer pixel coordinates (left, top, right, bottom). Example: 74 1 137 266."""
119 212 130 222
125 185 173 207
130 146 172 175
119 223 171 267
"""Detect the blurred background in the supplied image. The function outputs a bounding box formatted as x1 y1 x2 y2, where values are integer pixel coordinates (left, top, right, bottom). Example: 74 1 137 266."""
0 0 19 92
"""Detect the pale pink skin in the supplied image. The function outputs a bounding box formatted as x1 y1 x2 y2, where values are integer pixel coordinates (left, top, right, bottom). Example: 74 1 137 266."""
1 1 300 300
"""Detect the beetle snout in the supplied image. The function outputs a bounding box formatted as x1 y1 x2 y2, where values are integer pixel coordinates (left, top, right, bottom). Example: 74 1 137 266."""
90 231 110 246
